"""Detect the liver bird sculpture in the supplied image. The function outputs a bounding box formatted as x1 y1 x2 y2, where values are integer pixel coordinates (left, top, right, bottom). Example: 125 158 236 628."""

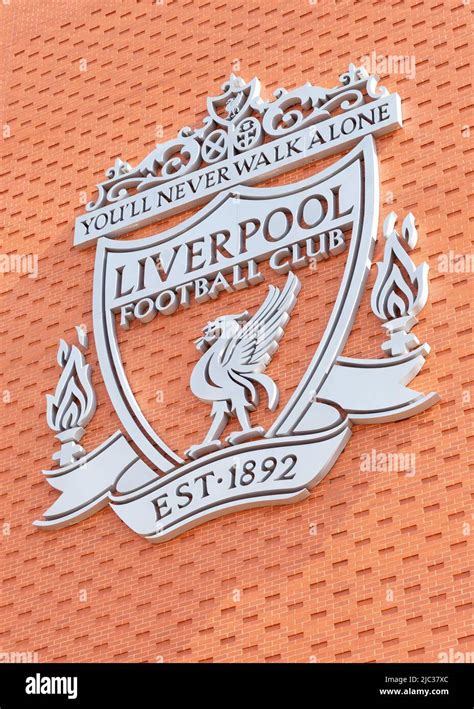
185 272 300 459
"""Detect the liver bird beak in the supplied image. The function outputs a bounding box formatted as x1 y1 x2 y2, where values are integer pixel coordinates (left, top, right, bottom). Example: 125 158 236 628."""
194 336 207 353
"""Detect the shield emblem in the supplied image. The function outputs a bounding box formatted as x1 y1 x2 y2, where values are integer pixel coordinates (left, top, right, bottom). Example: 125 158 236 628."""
206 75 261 126
94 138 378 473
74 137 384 540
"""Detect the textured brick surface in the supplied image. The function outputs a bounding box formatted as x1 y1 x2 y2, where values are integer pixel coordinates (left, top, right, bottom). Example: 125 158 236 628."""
0 0 472 662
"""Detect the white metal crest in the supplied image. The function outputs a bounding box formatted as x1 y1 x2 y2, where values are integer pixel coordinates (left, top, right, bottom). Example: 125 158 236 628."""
35 67 439 543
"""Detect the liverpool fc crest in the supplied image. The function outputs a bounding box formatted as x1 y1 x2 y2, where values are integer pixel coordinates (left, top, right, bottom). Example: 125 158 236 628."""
35 65 439 542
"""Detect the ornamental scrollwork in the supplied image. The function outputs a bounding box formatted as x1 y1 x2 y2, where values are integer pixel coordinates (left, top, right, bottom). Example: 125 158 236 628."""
85 64 393 212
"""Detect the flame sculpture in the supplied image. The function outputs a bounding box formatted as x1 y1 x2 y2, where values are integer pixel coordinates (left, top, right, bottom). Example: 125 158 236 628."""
371 212 429 356
46 326 97 466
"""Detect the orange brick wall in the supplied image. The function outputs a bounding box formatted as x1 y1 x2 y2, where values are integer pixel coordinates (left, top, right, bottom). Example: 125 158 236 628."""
1 0 472 663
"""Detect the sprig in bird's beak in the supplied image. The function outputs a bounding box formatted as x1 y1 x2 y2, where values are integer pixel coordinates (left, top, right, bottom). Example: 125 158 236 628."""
194 320 217 352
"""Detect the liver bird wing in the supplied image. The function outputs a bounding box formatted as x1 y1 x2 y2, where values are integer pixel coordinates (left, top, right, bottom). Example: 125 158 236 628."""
223 272 301 375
